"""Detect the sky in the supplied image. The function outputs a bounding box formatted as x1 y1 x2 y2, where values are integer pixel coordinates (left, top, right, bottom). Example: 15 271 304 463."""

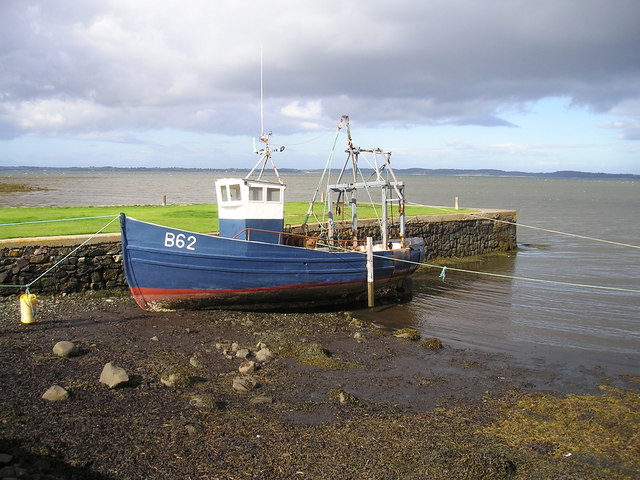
1 0 639 174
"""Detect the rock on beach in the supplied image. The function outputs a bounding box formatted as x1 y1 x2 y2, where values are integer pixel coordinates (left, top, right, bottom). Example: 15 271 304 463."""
239 360 257 374
42 385 69 401
255 347 274 363
52 341 77 357
232 375 258 393
99 362 129 388
235 348 251 359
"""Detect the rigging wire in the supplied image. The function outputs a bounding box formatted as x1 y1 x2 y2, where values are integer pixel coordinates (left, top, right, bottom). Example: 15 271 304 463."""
278 129 334 147
303 123 343 227
351 151 382 227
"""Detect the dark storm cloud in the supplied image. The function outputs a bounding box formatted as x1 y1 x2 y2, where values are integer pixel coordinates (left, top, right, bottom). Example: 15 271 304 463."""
0 0 639 138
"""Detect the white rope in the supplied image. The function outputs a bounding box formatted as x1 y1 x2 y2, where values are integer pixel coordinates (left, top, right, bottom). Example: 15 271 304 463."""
418 260 640 294
0 215 119 227
0 215 120 292
316 241 640 294
407 202 640 250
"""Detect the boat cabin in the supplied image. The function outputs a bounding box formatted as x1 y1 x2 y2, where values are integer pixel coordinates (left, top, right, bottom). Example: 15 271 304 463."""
215 178 285 243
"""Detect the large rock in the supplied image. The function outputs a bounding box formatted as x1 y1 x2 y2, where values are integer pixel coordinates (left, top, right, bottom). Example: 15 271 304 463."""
235 348 251 359
52 341 78 357
232 375 258 393
255 347 274 363
239 360 256 374
42 385 69 401
99 362 129 388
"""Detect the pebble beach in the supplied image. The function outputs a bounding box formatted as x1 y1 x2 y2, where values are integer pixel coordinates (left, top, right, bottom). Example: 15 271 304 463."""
0 290 638 479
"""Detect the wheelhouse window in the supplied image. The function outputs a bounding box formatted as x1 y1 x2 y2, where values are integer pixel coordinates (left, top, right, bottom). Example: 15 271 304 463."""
228 184 241 201
219 185 229 202
266 187 281 202
249 186 264 202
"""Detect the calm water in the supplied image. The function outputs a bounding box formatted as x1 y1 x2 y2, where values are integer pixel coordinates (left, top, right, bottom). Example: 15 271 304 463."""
1 170 639 373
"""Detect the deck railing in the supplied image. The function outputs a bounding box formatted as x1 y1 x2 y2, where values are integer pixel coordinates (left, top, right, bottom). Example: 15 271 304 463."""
230 227 366 250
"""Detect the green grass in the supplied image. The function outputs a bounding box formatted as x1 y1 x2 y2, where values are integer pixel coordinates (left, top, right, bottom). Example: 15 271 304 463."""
0 203 470 239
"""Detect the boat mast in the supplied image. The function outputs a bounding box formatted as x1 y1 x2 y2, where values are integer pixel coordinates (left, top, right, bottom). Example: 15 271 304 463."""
260 47 264 142
244 50 284 185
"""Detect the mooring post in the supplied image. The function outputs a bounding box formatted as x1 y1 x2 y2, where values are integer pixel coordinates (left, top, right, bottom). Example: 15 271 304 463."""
366 236 374 307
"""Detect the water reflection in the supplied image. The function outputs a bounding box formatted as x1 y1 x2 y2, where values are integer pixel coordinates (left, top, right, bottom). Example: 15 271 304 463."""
354 251 639 373
355 254 516 347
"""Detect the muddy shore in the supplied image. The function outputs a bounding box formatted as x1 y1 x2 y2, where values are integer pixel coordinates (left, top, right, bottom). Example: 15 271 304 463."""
1 291 638 479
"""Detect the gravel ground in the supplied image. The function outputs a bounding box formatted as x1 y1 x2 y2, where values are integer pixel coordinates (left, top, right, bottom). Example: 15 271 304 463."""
1 290 638 479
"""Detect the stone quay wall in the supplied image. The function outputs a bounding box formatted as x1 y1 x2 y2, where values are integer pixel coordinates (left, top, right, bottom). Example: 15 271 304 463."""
0 210 517 296
0 238 127 296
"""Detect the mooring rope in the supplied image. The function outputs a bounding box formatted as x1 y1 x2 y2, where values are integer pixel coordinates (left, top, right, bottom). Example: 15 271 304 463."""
411 258 640 294
0 215 119 293
481 215 640 249
314 241 640 294
406 201 640 250
0 215 120 227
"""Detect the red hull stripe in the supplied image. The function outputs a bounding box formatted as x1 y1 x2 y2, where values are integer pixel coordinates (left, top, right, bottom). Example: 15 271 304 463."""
132 277 375 297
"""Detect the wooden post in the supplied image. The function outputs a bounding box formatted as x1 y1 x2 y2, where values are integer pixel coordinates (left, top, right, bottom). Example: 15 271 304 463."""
366 237 374 307
454 196 459 210
162 195 167 206
381 187 388 248
327 192 334 240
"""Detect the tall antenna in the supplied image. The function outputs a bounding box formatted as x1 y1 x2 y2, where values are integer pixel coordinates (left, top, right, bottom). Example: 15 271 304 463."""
260 47 264 136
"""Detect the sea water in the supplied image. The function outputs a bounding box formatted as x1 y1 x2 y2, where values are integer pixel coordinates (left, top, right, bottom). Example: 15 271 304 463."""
1 170 638 373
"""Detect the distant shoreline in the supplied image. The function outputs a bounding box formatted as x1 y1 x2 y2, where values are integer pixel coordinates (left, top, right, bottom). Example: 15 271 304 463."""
1 165 638 180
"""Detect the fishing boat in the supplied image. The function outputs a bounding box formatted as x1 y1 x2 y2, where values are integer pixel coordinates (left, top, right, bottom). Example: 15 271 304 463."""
120 116 425 310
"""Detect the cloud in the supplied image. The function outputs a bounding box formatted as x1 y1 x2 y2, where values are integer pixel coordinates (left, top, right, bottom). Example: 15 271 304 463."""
603 100 640 140
599 120 640 140
0 0 639 140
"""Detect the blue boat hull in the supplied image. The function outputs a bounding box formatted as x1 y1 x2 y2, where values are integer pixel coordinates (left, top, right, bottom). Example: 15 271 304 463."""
120 214 425 310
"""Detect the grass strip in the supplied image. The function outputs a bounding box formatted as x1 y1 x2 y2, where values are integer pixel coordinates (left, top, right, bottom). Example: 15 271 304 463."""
0 203 469 239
